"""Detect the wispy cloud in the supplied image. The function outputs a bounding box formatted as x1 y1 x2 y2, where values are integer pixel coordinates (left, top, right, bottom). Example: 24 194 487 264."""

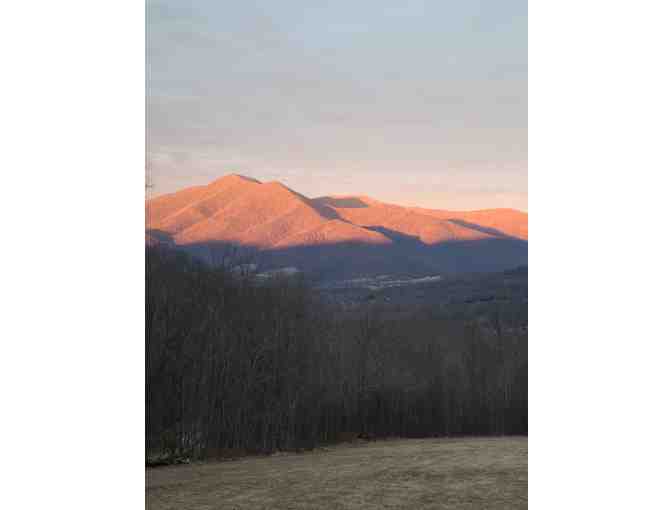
147 0 527 210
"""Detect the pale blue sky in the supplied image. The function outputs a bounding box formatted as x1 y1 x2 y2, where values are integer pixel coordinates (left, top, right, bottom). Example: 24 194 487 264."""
147 0 527 210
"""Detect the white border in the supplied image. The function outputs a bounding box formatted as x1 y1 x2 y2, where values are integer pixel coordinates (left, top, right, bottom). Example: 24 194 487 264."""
530 1 672 507
1 2 145 508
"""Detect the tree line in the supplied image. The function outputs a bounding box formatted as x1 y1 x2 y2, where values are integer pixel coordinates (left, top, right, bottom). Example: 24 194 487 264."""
146 246 527 463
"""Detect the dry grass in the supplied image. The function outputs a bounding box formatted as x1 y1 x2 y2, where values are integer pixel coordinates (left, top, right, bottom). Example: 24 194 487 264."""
146 437 527 510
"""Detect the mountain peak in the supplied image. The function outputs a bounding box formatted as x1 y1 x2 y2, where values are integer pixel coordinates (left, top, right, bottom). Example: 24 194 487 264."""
146 176 527 277
208 174 262 187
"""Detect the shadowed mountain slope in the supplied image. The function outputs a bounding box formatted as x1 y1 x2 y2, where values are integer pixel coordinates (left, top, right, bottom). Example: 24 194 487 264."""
146 174 527 279
313 196 504 244
408 206 528 240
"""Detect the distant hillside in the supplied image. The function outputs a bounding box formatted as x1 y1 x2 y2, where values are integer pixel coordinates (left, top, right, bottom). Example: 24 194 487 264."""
407 206 528 240
146 174 527 279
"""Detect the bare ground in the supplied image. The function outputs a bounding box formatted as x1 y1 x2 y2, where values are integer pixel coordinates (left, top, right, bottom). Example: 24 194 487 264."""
146 437 527 510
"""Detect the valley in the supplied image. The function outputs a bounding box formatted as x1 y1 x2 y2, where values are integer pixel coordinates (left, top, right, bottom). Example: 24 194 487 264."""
318 266 527 309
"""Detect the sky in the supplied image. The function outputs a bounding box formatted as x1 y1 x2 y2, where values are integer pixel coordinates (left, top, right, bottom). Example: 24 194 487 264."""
147 0 527 211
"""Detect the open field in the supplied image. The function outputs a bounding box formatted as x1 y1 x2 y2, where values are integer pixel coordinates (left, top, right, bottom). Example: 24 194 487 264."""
146 437 527 510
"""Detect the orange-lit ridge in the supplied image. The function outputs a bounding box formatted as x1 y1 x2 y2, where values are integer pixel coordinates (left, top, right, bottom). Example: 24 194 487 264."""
146 174 528 249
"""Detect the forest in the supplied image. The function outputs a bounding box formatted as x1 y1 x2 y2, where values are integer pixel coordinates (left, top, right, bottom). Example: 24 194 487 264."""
146 246 527 464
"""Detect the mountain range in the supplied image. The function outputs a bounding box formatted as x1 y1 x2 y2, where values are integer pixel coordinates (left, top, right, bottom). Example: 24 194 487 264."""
146 174 527 280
